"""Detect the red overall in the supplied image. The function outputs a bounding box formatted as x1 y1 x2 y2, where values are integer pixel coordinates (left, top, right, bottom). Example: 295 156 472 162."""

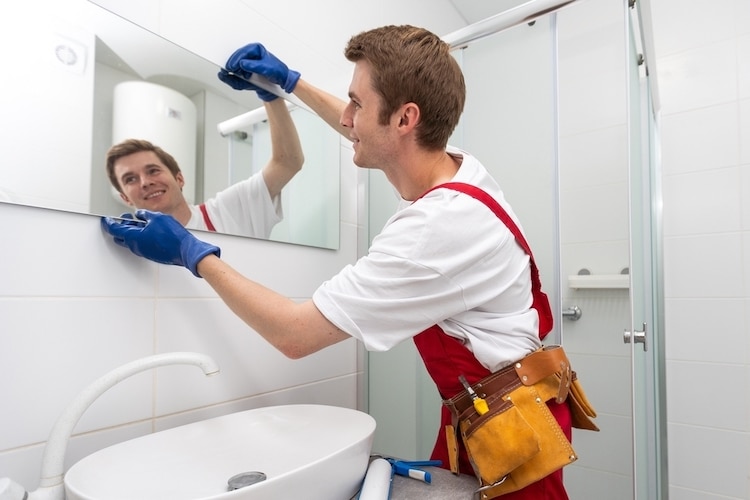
412 183 571 499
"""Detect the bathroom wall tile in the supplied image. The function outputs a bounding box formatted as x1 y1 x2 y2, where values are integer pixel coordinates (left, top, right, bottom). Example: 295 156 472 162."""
155 0 352 95
339 143 358 228
662 167 742 236
566 353 631 417
565 466 632 500
0 204 156 297
560 181 629 244
85 0 159 34
558 44 626 136
668 422 748 498
0 444 44 493
657 40 737 115
666 360 747 431
738 0 750 37
154 298 357 414
663 233 744 298
660 103 740 176
741 100 750 166
669 485 746 500
558 0 625 136
561 292 630 357
154 227 348 299
665 299 748 364
559 125 628 192
0 298 154 450
570 413 631 475
649 0 737 57
154 375 359 432
739 35 750 100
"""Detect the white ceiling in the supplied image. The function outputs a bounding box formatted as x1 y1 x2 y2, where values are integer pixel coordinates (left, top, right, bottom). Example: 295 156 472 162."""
448 0 532 24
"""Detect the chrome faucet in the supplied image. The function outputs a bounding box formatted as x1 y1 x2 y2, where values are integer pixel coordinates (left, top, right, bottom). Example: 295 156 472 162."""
0 352 220 500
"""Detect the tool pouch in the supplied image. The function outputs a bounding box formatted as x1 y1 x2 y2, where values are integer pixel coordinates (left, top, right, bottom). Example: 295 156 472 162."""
443 345 598 499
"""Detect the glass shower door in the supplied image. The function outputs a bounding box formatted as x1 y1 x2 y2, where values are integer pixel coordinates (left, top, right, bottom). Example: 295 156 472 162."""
626 2 668 497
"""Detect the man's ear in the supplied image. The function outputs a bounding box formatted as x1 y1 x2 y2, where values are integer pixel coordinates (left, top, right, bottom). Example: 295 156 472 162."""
176 171 185 190
119 191 134 206
396 102 420 133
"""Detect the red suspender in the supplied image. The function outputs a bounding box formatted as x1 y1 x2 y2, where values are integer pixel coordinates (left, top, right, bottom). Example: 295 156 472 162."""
198 203 217 232
418 182 553 339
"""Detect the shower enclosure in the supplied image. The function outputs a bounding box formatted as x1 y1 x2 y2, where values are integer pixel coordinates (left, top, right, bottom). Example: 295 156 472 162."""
366 0 667 498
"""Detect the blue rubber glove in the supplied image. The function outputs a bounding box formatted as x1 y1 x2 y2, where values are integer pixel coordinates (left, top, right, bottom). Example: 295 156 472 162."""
101 210 220 278
217 69 278 101
223 43 300 94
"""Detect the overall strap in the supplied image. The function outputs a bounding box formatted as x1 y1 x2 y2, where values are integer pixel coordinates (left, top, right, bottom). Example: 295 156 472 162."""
199 203 217 232
418 182 553 339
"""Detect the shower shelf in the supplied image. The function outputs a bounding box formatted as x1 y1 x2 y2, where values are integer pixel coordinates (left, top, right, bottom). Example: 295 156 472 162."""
567 274 629 289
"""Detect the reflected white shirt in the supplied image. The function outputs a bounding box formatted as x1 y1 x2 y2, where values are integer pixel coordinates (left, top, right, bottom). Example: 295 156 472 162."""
186 171 282 238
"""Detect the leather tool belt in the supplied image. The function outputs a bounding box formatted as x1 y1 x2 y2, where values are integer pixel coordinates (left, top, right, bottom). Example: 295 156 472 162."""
442 345 598 499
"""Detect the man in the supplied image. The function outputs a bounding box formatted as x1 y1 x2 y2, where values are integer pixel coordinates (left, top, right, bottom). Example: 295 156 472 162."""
106 94 303 238
102 26 585 498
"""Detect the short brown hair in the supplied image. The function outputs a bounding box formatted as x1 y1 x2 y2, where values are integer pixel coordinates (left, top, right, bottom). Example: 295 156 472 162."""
344 25 465 150
106 139 181 193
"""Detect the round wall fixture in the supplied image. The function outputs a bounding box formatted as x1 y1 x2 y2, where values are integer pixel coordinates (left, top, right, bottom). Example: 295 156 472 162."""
55 44 78 66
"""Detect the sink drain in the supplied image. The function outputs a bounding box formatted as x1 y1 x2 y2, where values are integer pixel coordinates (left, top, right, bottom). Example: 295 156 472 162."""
227 471 267 491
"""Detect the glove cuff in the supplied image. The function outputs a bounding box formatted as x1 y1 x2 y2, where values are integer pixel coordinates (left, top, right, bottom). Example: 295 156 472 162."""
283 70 301 93
184 242 221 278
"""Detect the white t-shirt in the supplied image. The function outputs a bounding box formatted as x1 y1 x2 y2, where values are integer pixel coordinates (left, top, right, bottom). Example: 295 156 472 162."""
186 172 282 238
313 147 543 372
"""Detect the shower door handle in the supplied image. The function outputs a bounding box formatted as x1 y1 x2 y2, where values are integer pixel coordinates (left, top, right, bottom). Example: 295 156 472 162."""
623 323 648 351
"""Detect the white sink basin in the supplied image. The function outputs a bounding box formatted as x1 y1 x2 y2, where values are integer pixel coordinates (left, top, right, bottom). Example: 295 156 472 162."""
64 404 376 500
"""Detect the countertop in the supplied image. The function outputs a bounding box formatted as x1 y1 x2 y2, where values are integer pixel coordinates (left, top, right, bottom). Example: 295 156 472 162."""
352 459 479 499
390 465 478 499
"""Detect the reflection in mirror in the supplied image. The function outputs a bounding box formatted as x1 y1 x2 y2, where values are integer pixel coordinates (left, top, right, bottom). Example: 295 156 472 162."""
0 0 340 250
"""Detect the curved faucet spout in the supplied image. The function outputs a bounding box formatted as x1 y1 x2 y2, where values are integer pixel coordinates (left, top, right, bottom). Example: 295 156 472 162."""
28 352 220 500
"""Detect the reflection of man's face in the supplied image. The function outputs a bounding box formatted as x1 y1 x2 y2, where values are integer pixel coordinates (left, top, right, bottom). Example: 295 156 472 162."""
114 150 186 215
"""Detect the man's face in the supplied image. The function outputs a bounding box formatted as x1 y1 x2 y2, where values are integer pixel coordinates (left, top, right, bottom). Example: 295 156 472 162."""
113 150 186 214
341 60 397 169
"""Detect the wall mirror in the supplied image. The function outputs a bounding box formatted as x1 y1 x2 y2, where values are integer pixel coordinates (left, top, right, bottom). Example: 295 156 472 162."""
0 0 340 250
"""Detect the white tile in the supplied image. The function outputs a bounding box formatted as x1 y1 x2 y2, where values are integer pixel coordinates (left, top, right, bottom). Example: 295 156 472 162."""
567 354 631 418
557 0 626 135
740 35 750 100
570 413 632 474
0 444 44 493
741 99 750 166
154 375 359 432
560 181 629 244
565 466 632 500
663 233 744 298
0 298 154 450
666 361 747 430
667 423 748 497
660 103 740 175
665 299 748 364
649 0 738 57
0 204 156 297
656 40 738 115
662 167 742 236
559 125 628 192
339 144 358 228
153 299 358 414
